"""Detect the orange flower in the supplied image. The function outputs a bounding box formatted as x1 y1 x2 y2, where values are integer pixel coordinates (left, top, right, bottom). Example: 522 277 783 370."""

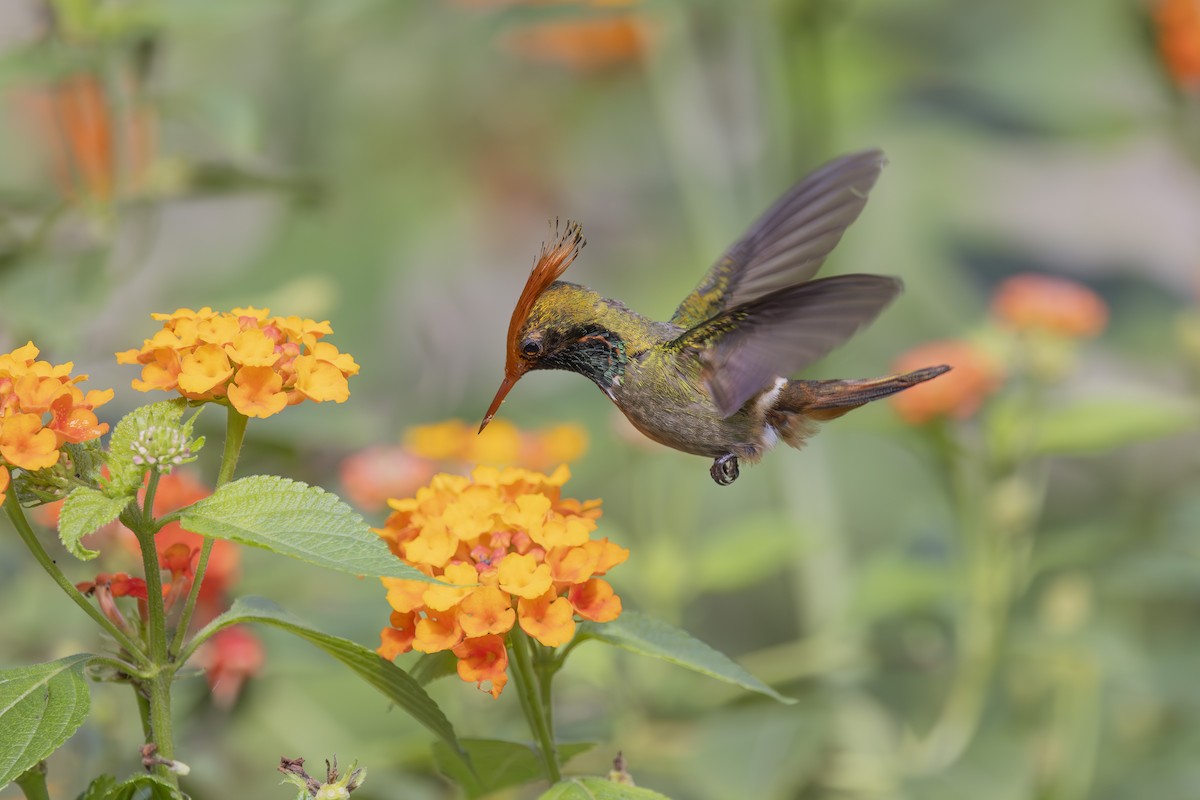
518 590 576 646
13 65 157 206
0 342 111 473
991 274 1108 338
0 467 9 508
118 308 358 419
501 9 655 72
375 465 623 697
889 341 1001 425
568 578 621 622
379 611 417 660
1155 0 1200 88
452 635 509 699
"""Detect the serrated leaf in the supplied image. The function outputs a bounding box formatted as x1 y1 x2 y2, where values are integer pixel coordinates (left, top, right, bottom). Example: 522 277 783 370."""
0 655 93 788
105 400 196 497
58 488 131 561
178 475 435 581
433 739 595 798
538 777 672 800
578 611 794 705
190 596 460 755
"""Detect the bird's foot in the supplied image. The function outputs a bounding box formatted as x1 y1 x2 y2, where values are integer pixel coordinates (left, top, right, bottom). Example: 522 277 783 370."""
710 454 739 486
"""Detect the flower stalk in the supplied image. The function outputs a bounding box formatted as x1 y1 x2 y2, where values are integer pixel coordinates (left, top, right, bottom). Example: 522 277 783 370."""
170 408 246 657
510 628 562 783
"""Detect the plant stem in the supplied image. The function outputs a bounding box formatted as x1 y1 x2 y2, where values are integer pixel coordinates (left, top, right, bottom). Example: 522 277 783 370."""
143 469 161 521
131 492 177 787
2 493 151 667
215 408 249 488
510 629 562 783
170 408 247 657
135 685 154 742
14 762 50 800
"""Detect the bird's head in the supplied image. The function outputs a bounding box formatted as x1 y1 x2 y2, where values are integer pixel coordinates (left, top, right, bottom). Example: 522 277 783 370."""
480 221 597 432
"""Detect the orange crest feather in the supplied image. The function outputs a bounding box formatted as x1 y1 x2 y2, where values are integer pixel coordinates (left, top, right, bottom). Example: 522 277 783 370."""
504 220 586 365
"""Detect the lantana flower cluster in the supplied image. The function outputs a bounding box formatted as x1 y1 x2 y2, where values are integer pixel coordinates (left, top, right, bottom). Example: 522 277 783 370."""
117 307 359 418
376 465 626 698
0 342 113 504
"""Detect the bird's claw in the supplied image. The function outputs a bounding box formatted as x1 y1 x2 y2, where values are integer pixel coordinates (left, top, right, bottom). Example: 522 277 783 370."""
710 454 739 486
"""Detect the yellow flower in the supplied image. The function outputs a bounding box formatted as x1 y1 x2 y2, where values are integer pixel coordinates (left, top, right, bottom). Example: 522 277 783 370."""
375 465 623 698
0 342 111 474
404 420 471 461
118 307 357 419
395 418 589 470
497 552 553 599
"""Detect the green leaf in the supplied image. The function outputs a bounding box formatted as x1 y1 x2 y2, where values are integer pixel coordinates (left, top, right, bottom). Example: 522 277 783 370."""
190 596 460 755
410 651 458 686
178 475 434 581
75 774 118 800
433 739 595 798
76 774 183 800
57 488 131 561
0 655 92 789
539 777 672 800
1030 397 1199 455
578 611 794 705
105 399 199 497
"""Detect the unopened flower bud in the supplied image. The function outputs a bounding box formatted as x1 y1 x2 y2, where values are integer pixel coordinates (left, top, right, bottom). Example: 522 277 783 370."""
130 424 199 472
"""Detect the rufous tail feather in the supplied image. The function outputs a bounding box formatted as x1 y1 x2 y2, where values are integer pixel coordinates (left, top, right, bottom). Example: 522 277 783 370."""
781 365 951 421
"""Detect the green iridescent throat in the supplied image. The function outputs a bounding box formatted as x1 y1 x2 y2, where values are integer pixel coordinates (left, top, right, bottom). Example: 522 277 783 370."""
541 324 628 390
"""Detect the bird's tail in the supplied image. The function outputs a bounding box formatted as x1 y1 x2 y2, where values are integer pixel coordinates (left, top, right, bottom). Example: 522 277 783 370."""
777 365 951 423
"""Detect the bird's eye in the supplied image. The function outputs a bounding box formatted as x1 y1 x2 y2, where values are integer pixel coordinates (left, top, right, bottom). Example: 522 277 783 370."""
521 340 542 358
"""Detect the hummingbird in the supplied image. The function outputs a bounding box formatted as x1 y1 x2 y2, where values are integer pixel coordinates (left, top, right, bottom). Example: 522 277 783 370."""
479 149 949 485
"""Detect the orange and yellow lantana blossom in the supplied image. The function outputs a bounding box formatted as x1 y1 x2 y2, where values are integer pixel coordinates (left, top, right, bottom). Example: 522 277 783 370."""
376 465 626 698
116 307 358 418
0 342 113 505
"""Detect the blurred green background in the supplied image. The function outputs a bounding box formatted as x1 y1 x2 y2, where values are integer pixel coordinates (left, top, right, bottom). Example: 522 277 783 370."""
2 0 1200 798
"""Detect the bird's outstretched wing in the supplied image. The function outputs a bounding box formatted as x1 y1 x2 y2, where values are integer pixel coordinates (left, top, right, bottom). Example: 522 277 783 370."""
670 150 886 330
670 274 902 417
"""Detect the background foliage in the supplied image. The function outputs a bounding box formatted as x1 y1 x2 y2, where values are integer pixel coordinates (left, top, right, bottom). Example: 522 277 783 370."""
2 0 1199 798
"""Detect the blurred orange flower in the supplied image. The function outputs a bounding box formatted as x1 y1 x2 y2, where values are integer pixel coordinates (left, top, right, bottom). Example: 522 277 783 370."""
195 626 266 710
452 0 655 72
991 274 1108 338
890 341 1002 425
376 465 625 698
0 342 113 505
117 307 358 419
15 70 155 204
502 13 652 72
1155 0 1200 89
